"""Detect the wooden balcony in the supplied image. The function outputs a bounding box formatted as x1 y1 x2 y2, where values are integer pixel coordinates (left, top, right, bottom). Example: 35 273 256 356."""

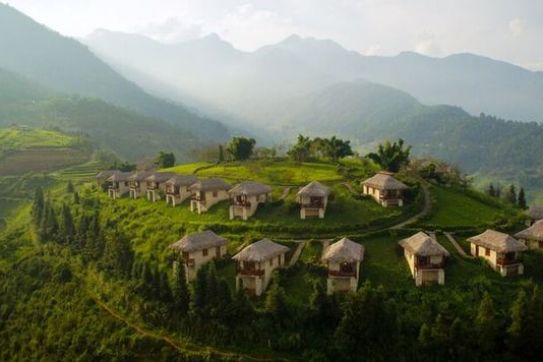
328 269 356 278
237 268 264 276
415 262 444 270
231 201 251 207
496 257 520 266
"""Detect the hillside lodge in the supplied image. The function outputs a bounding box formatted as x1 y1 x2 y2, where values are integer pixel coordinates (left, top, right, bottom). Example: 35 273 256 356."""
468 230 528 277
170 230 228 281
106 172 132 199
297 181 330 219
515 220 543 250
322 238 364 294
165 175 198 207
228 181 272 220
399 232 449 286
189 178 231 214
361 171 408 207
128 171 153 199
233 239 289 296
145 173 175 202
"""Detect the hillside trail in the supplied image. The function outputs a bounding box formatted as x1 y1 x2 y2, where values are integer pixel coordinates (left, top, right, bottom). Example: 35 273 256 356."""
288 241 306 266
389 183 431 230
444 232 474 259
279 187 291 200
341 182 358 195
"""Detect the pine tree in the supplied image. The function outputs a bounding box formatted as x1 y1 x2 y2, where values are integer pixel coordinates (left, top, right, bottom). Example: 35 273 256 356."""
60 204 75 244
264 282 288 320
158 270 173 303
101 232 134 278
31 187 45 225
66 181 75 193
507 184 517 204
73 192 80 204
205 262 219 309
487 184 496 197
218 145 225 163
507 289 528 354
518 188 527 209
525 285 543 358
192 266 208 311
474 292 498 354
172 263 190 317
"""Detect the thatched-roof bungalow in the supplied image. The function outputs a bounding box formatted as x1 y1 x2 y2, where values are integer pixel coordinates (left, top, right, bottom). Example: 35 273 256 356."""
468 230 527 276
127 171 154 199
526 206 543 226
170 230 228 281
399 232 449 286
165 175 198 207
361 171 408 207
95 170 119 189
297 181 330 219
144 173 175 202
322 238 364 294
228 181 272 220
515 220 543 250
106 172 132 199
233 239 289 296
189 178 231 214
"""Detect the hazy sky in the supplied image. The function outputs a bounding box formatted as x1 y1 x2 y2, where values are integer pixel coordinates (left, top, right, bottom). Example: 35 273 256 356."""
4 0 543 70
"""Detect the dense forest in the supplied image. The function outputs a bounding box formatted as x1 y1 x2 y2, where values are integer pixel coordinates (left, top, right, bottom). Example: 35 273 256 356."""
1 182 542 361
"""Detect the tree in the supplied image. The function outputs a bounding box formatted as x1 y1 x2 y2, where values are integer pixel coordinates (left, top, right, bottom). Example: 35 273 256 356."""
474 293 498 354
506 184 517 205
366 139 411 172
322 136 353 161
218 144 225 163
264 282 288 322
226 137 256 161
31 187 45 225
507 289 528 354
66 181 75 193
60 204 75 245
518 188 527 209
100 231 134 278
155 151 176 168
172 264 190 318
287 134 312 162
487 184 496 197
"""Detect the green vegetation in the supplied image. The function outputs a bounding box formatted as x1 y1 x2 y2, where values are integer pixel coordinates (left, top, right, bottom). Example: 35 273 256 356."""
419 185 515 229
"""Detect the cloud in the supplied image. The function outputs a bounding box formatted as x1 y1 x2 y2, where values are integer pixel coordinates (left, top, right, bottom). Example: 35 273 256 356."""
415 36 442 56
509 17 526 37
138 17 206 43
365 44 384 56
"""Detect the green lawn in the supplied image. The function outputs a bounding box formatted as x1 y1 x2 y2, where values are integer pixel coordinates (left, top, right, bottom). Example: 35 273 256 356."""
0 127 78 150
422 185 508 228
170 160 345 185
162 162 213 174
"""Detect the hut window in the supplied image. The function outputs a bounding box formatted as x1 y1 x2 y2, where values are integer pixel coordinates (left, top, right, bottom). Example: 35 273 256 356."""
212 191 218 197
203 248 208 256
485 248 490 256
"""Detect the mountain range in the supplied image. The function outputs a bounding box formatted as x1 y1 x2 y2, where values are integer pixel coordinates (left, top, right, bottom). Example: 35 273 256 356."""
0 4 230 153
85 30 543 126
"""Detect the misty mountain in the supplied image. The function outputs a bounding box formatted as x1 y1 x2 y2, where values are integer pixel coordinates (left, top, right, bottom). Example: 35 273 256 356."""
0 4 229 143
85 31 543 124
0 68 205 162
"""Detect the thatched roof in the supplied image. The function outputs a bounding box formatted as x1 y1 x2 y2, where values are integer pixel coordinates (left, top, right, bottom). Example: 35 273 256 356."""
95 170 119 180
107 171 132 182
229 181 272 196
361 171 408 190
146 172 176 183
322 238 364 263
128 171 154 182
166 174 198 187
467 229 527 253
189 178 231 192
515 220 543 241
297 181 330 198
232 239 289 262
399 232 450 257
527 206 543 221
170 230 228 252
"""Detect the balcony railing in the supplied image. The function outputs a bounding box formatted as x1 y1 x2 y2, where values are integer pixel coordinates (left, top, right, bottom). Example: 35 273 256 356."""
328 269 356 277
231 201 251 207
238 268 265 276
415 262 444 270
496 258 520 266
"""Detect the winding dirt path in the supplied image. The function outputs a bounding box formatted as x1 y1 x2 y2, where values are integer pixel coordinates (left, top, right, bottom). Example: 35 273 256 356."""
389 183 431 230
